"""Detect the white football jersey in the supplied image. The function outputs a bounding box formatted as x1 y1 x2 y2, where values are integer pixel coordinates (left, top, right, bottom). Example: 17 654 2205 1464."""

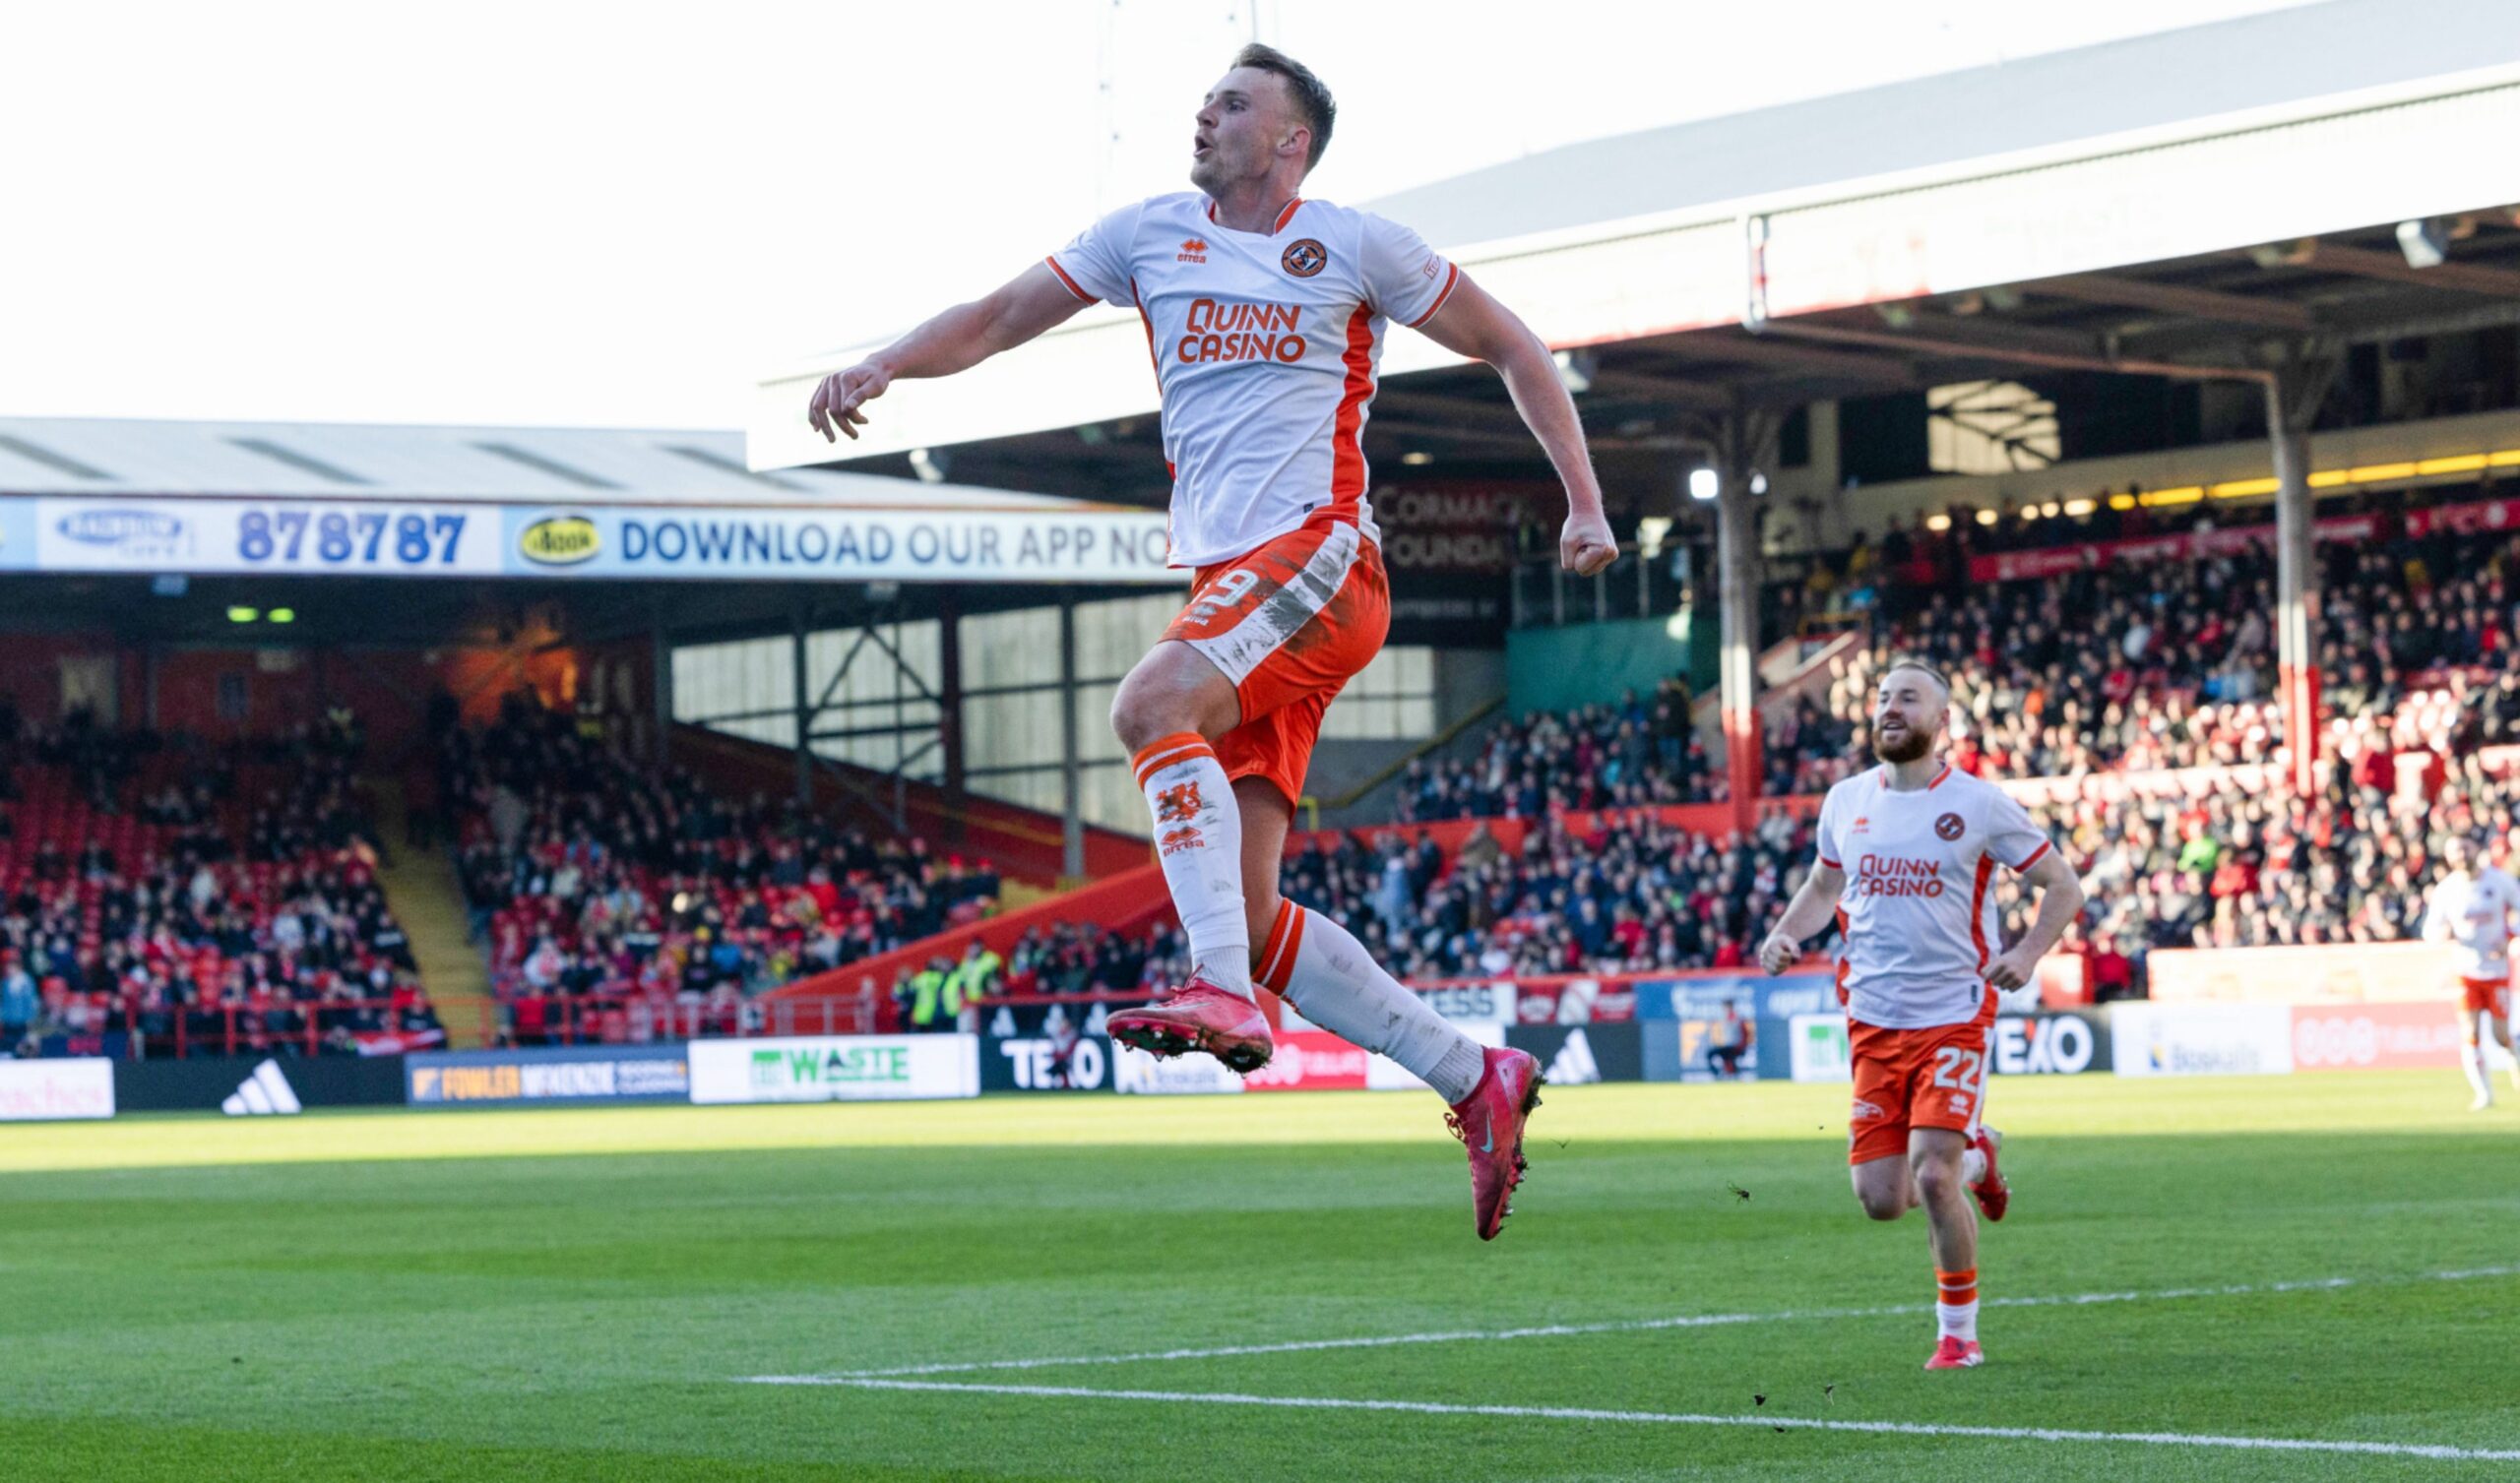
1047 192 1460 569
1815 764 2056 1030
2425 867 2520 980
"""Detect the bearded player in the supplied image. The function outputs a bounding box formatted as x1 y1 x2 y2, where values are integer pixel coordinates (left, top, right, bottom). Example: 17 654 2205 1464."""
806 45 1617 1239
2421 834 2520 1110
1758 660 2086 1368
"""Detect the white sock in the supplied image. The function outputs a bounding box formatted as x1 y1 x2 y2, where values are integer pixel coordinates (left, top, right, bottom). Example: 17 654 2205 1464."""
1960 1146 1986 1186
1131 732 1249 997
1258 901 1485 1103
2462 1035 2492 1103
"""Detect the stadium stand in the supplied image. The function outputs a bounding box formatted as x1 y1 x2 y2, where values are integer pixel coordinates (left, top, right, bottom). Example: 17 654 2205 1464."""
443 701 1005 1042
1072 489 2520 1008
1777 486 2520 785
0 710 441 1057
1392 487 2520 822
1394 679 1713 821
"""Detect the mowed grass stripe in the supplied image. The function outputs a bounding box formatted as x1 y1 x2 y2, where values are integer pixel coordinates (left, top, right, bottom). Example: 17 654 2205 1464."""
783 1377 2520 1464
8 1073 2518 1174
749 1261 2520 1380
3 1073 2516 1481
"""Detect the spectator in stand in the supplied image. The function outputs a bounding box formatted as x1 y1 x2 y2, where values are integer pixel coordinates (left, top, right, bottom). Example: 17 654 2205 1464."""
443 700 1003 1034
0 714 435 1058
1 951 34 1046
1396 678 1710 823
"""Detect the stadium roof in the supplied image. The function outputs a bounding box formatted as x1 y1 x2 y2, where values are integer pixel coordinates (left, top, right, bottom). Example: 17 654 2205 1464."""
0 418 1086 510
1368 0 2520 252
748 0 2520 488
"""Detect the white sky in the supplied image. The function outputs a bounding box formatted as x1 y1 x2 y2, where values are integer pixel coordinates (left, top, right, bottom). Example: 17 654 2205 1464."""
0 0 2317 430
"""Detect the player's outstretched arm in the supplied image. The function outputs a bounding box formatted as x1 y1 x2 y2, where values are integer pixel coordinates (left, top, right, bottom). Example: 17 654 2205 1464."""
807 263 1091 443
1415 278 1616 577
1985 849 2086 992
1759 862 1845 974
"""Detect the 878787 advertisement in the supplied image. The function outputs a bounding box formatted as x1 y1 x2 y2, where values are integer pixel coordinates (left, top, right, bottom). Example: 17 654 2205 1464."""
31 498 504 575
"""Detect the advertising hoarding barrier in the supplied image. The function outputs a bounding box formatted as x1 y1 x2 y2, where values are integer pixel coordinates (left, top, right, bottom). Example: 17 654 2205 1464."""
111 1054 409 1113
688 1035 979 1104
0 1057 115 1121
407 1044 692 1107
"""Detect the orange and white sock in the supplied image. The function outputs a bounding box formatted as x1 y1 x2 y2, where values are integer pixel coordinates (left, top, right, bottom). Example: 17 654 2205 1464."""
1256 900 1485 1104
1935 1268 1979 1342
1132 732 1249 998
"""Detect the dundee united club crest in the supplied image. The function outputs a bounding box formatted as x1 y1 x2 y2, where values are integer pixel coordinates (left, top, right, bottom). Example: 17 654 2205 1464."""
1281 238 1327 278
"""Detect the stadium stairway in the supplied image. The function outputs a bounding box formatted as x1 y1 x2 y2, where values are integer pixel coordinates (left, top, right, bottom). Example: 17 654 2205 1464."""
365 778 495 1049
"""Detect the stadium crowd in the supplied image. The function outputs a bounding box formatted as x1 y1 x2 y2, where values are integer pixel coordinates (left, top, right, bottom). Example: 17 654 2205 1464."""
988 493 2520 1006
1282 811 1809 982
1769 492 2520 788
1393 679 1715 822
444 704 1003 1036
0 711 440 1058
1400 491 2520 819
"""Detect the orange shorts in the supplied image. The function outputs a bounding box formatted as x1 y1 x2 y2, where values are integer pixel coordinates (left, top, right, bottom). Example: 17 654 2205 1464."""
1847 996 1994 1166
1163 514 1389 809
2460 976 2512 1021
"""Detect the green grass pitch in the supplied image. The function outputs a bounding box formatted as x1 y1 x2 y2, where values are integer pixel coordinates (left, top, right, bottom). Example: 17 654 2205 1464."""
4 1071 2516 1481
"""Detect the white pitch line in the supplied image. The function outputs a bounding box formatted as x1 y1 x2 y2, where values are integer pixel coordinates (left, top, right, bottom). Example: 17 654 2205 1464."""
745 1377 2520 1464
749 1263 2520 1384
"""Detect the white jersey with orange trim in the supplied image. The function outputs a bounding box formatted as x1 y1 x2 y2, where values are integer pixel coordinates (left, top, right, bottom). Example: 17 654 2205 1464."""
2424 867 2520 980
1046 192 1460 569
1814 763 2056 1030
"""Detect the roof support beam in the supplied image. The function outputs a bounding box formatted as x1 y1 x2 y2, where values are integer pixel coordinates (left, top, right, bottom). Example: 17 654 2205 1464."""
1756 317 2269 385
2288 241 2520 299
1365 416 1553 449
2027 272 2316 332
1571 369 1732 411
1868 310 2109 362
1641 333 1914 385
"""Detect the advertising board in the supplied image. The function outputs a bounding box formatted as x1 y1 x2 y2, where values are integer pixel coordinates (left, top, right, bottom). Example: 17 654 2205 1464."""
1502 1023 1645 1085
1789 1011 2103 1083
1989 1012 2108 1077
2110 1003 2294 1078
500 506 1178 584
1788 1015 1853 1083
407 1044 691 1107
2290 1001 2464 1072
1112 1041 1245 1096
1415 982 1517 1026
0 1058 115 1121
2146 942 2461 1007
688 1035 979 1104
111 1054 408 1112
981 1035 1114 1092
32 497 503 576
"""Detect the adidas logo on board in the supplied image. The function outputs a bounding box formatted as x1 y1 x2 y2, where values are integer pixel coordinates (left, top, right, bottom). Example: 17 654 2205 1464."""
221 1059 303 1117
1546 1029 1602 1085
